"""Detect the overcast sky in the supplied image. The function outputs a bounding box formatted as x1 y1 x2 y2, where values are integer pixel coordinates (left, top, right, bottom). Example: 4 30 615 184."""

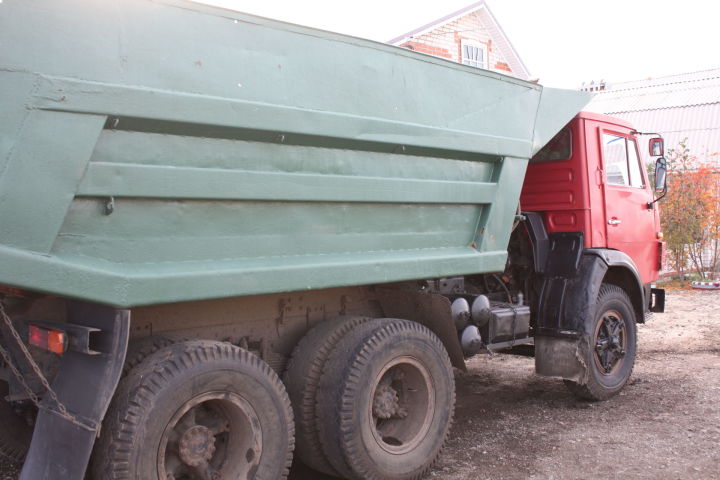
193 0 719 89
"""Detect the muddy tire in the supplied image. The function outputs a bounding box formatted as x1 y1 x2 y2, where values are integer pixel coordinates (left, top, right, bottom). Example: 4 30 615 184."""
316 319 455 480
91 340 294 480
121 335 175 377
0 381 31 462
565 284 637 401
283 316 372 475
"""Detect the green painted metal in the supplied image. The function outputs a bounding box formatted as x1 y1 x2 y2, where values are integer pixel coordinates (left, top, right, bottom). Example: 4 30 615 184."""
0 0 590 307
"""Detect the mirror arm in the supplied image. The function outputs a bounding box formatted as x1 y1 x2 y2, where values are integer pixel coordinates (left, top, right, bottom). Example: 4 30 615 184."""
647 187 667 209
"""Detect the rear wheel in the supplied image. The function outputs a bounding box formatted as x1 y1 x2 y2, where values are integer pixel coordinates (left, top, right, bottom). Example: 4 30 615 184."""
316 319 455 480
565 284 637 401
92 340 294 480
121 334 175 377
0 381 32 462
283 316 372 475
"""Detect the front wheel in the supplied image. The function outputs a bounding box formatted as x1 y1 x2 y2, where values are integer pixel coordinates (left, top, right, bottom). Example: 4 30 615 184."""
565 284 637 401
92 340 294 480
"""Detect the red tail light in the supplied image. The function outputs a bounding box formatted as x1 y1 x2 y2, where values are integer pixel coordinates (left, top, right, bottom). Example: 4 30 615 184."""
28 324 67 355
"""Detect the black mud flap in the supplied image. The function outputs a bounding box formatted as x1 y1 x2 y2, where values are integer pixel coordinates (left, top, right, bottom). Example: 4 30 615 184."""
534 234 605 383
20 302 129 480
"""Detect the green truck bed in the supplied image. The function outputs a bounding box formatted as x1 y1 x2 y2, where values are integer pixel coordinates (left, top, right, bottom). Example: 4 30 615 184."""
0 0 588 307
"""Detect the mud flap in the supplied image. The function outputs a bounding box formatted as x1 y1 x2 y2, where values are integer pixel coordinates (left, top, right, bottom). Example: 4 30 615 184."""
534 239 650 382
19 302 129 480
534 336 589 384
533 235 605 382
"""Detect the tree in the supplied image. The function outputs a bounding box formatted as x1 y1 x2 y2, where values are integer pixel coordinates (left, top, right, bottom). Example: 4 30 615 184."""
660 140 720 279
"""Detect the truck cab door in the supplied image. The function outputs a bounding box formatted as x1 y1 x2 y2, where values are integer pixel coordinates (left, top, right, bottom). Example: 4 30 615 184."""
600 131 658 283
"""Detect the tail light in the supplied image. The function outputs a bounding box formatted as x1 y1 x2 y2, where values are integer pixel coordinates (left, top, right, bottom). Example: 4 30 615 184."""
28 324 67 355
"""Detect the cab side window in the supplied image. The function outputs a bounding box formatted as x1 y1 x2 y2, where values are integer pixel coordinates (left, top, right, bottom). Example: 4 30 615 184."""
530 127 572 163
602 133 644 188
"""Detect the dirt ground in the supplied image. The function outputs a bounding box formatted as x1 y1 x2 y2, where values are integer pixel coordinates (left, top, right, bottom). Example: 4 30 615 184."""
2 290 719 479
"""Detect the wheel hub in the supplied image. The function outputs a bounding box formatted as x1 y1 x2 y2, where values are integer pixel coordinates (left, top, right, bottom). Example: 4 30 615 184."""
159 393 263 480
178 425 216 467
369 357 434 455
372 384 399 419
594 311 627 375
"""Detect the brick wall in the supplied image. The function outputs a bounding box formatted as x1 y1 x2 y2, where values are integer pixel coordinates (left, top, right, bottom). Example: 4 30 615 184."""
397 10 519 77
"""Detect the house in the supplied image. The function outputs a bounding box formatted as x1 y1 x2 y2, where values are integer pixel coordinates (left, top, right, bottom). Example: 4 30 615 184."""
585 69 720 161
387 1 530 80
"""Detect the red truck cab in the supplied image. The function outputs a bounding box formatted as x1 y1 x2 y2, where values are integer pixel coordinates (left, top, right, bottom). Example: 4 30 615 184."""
521 112 663 285
514 111 666 396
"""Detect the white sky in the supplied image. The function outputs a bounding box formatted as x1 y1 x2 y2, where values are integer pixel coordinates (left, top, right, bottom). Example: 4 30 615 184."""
193 0 720 89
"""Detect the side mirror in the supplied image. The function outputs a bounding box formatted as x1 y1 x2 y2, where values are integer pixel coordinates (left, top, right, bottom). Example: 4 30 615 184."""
654 157 667 193
649 137 664 157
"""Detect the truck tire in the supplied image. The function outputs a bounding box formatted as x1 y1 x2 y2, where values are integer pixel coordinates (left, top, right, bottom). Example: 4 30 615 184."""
564 284 637 401
283 315 372 475
0 381 32 462
121 334 175 377
316 319 455 480
91 340 294 480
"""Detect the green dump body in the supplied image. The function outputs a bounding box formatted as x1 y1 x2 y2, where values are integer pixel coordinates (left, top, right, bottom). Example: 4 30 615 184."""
0 0 589 307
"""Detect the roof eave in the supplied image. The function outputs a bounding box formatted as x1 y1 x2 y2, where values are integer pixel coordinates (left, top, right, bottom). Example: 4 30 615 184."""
387 1 486 45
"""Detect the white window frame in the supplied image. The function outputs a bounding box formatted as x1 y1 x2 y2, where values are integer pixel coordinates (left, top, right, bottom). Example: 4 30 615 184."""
601 132 645 189
460 40 488 69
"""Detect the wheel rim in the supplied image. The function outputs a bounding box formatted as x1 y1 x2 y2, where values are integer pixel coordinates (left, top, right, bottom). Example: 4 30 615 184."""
368 356 435 455
593 309 627 376
158 392 262 480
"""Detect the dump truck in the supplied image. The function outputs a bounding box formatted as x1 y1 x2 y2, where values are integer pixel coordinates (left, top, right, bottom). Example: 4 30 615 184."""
0 1 667 479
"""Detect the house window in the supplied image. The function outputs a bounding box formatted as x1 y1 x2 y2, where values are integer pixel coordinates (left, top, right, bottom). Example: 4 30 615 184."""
461 40 487 68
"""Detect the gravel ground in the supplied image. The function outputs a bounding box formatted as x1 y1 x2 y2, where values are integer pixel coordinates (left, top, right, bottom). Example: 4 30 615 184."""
3 289 719 479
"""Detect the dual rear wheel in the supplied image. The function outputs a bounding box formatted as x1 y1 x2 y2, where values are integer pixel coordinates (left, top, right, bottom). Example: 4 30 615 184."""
285 317 455 480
